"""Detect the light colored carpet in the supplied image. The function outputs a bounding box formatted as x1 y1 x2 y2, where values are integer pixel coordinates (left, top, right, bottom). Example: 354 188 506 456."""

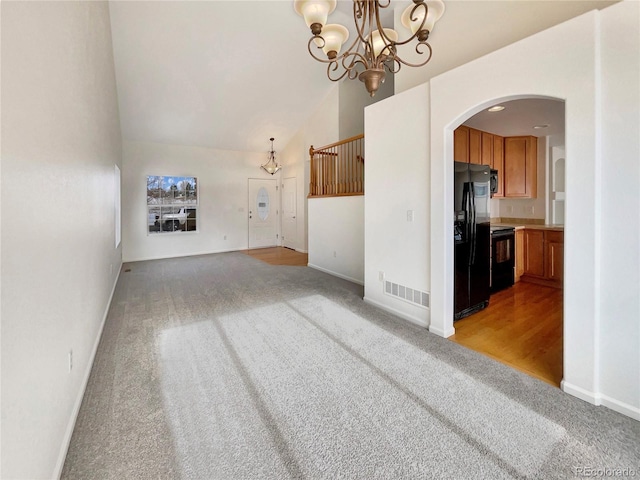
62 252 640 479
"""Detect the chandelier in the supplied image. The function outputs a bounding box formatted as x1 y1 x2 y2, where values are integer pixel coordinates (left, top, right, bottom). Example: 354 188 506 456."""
294 0 445 97
261 138 281 175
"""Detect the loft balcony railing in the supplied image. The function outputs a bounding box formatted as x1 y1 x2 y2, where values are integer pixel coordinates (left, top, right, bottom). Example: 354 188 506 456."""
308 134 364 198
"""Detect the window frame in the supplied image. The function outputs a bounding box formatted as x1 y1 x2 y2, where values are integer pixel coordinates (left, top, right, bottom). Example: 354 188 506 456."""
146 175 199 235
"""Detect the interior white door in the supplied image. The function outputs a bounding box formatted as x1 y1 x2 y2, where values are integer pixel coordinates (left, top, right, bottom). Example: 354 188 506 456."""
248 178 278 249
282 177 297 249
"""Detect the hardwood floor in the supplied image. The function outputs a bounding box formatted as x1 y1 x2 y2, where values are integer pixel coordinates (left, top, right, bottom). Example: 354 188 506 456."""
450 281 563 387
241 247 308 266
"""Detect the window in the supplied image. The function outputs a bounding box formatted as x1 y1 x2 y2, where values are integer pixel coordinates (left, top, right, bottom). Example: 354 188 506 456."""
147 176 197 234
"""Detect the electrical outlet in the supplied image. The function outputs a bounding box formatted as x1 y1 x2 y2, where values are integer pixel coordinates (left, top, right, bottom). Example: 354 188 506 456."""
407 210 413 222
224 235 227 240
379 271 385 281
333 251 337 258
68 350 73 373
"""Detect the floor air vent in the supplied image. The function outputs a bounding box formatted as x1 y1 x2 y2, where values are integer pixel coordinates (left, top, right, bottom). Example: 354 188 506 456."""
384 280 429 308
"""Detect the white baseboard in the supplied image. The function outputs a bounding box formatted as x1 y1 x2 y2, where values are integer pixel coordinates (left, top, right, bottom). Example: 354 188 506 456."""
429 323 456 338
53 263 123 479
123 247 242 263
561 381 640 421
295 248 308 254
363 296 429 329
600 394 640 421
307 263 364 286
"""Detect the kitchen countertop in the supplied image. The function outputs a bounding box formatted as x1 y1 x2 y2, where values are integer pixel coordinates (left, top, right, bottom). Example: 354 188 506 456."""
491 222 564 231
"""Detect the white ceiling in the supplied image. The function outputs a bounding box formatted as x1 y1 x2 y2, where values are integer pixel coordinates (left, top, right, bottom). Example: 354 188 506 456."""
108 1 617 154
463 98 566 139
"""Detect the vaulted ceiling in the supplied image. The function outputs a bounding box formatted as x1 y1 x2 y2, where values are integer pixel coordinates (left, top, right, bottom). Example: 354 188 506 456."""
109 1 617 154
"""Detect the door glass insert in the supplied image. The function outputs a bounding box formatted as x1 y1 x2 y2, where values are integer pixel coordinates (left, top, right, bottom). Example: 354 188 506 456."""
257 187 270 220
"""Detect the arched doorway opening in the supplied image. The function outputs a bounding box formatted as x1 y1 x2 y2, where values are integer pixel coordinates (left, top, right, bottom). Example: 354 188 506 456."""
445 97 566 386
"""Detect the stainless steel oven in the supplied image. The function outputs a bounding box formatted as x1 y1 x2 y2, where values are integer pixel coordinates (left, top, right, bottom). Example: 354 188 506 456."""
490 226 515 293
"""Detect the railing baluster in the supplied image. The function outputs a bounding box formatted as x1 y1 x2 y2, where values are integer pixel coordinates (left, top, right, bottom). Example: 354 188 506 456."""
308 134 364 198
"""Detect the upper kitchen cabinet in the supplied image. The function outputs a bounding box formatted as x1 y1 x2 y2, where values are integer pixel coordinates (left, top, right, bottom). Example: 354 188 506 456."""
454 126 482 165
492 135 504 197
481 131 493 166
504 136 537 198
454 126 469 163
469 128 482 165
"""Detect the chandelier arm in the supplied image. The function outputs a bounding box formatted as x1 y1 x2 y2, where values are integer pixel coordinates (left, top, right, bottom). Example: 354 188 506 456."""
385 57 402 74
353 1 373 60
342 51 368 72
393 42 434 68
326 62 351 82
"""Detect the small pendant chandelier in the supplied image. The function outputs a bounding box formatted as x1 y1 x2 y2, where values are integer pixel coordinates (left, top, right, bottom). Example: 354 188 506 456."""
261 137 281 175
294 0 445 97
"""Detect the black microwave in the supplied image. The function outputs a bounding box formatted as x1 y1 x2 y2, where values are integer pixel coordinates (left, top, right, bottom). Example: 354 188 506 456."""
490 169 499 197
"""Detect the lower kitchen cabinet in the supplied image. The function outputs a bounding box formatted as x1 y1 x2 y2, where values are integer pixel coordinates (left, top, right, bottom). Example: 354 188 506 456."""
521 228 564 288
515 228 525 281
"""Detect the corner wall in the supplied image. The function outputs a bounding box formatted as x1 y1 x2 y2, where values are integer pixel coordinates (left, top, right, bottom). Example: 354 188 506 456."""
1 2 123 477
597 0 640 417
122 141 272 262
364 83 431 327
427 4 638 418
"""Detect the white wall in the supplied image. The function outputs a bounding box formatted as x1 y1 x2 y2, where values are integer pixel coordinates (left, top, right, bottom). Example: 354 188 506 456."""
338 72 393 140
598 0 640 416
364 84 431 327
426 5 638 419
308 196 365 285
122 141 273 262
1 2 123 478
393 0 619 95
281 86 340 255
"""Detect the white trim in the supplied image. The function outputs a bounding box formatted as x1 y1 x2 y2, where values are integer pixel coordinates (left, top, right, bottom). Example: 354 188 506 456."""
295 248 308 254
429 323 455 338
307 263 364 286
123 247 243 263
600 395 640 421
54 263 123 479
561 380 601 405
363 296 429 329
561 381 640 421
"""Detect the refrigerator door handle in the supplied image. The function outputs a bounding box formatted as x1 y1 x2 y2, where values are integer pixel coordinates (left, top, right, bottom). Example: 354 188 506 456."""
462 184 470 242
469 183 477 265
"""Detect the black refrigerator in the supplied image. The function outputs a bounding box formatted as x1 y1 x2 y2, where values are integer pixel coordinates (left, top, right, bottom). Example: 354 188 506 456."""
454 162 491 320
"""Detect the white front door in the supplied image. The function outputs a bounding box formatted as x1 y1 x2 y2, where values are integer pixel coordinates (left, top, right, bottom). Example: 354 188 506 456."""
282 177 297 249
248 178 278 249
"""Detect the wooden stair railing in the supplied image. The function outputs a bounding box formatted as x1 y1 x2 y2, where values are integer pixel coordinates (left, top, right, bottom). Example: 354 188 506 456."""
308 134 364 197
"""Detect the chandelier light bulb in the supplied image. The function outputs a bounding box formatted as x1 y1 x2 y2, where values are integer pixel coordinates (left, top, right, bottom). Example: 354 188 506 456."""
369 28 398 58
321 24 350 58
401 0 445 37
294 0 337 33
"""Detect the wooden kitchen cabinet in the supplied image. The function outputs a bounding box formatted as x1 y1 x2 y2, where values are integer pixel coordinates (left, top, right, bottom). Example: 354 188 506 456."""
454 126 469 163
515 228 524 281
492 135 504 197
504 136 537 198
546 231 564 283
521 228 564 288
469 128 482 165
523 229 545 277
481 131 493 166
